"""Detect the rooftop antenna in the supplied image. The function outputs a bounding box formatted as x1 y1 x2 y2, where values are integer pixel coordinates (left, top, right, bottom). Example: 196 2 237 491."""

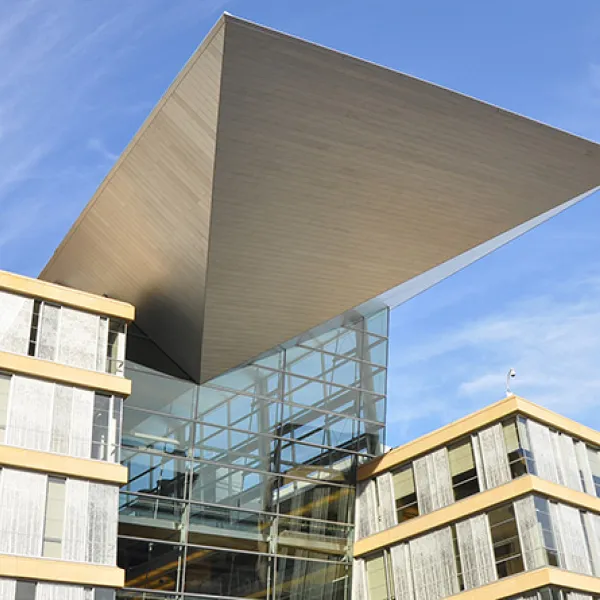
506 368 516 396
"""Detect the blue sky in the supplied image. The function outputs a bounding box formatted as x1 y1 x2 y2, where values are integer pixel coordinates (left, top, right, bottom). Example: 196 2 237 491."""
0 0 599 447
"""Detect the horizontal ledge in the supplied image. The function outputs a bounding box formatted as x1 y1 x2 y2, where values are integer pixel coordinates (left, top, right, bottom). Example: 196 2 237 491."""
445 567 600 599
0 554 125 588
0 269 134 321
354 475 600 557
358 395 600 481
0 351 132 397
0 445 128 485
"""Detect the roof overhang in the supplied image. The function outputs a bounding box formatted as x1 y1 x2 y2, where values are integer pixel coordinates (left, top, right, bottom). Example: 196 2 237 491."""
41 15 600 383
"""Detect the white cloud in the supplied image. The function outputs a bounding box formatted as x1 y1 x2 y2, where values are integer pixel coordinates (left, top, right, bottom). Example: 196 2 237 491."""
386 268 600 445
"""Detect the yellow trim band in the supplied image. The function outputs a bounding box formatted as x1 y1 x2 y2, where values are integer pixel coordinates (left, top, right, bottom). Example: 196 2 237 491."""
446 567 600 599
0 554 124 588
0 351 131 397
354 475 600 557
0 269 134 321
0 445 128 485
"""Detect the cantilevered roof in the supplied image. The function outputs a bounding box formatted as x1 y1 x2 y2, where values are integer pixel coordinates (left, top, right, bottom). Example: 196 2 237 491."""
41 15 600 383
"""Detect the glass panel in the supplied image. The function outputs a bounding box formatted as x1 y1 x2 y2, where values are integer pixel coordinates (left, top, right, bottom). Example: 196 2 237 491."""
365 310 389 338
588 446 600 497
122 448 189 499
503 418 528 478
188 503 272 552
123 407 193 455
488 503 524 578
209 365 282 399
15 581 36 600
119 537 183 592
451 523 465 591
92 393 111 461
276 438 355 484
533 496 559 567
111 396 123 463
280 401 367 450
274 555 347 600
119 492 186 537
277 481 354 525
0 373 10 443
366 553 388 600
276 517 350 561
190 460 278 512
43 477 65 558
393 464 419 522
361 393 385 424
198 388 282 435
28 298 41 357
277 516 350 542
298 326 362 357
184 546 270 598
448 438 480 501
125 363 196 420
286 346 386 391
517 416 537 475
107 319 126 375
192 423 271 472
365 335 388 365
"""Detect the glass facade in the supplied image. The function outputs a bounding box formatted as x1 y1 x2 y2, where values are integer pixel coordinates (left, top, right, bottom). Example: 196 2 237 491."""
118 311 389 598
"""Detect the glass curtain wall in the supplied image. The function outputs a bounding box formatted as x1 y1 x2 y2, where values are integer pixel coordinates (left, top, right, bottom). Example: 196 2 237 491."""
118 310 389 599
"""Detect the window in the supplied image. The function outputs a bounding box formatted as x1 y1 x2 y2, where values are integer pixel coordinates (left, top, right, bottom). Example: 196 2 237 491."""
503 419 528 478
106 319 126 375
43 477 66 558
366 553 389 600
451 524 465 592
92 393 112 461
15 581 36 600
94 589 116 600
0 373 11 443
448 438 479 501
392 464 418 522
27 299 42 357
533 497 559 567
488 503 524 578
91 393 122 463
588 447 600 497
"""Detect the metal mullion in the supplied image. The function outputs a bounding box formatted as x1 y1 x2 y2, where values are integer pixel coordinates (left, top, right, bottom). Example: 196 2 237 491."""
178 387 200 595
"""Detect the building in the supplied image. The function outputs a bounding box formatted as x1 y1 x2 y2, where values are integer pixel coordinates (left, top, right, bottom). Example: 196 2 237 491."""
354 396 600 600
0 11 597 600
0 269 134 599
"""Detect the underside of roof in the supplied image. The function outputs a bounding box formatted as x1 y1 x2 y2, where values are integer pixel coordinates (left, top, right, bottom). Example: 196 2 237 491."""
41 15 600 384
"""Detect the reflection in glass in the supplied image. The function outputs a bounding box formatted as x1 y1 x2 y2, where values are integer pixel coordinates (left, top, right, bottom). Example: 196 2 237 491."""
120 309 389 597
185 546 271 598
274 556 347 600
119 537 183 592
122 448 189 499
